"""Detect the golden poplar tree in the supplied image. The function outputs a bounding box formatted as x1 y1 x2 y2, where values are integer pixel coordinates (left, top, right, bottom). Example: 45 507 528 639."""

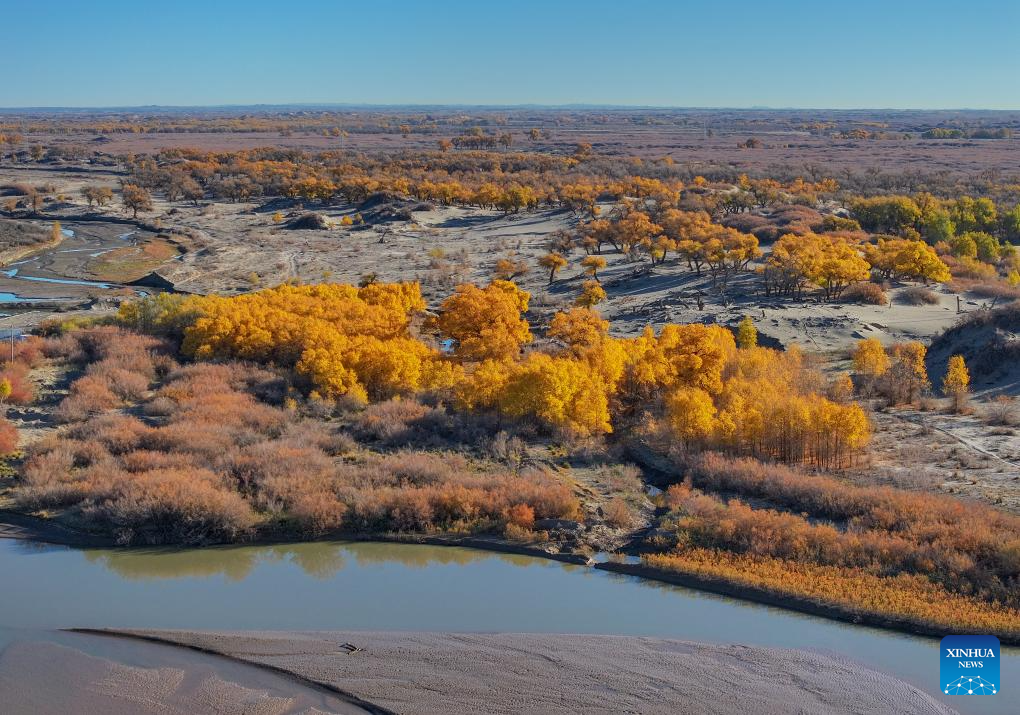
575 280 607 308
538 252 568 284
430 281 532 362
736 316 757 349
942 355 970 412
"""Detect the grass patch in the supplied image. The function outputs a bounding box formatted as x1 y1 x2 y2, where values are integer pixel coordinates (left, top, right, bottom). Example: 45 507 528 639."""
645 548 1020 641
88 238 182 282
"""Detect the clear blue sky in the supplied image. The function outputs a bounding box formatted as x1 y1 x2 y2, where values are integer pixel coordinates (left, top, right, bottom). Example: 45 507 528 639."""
4 0 1018 109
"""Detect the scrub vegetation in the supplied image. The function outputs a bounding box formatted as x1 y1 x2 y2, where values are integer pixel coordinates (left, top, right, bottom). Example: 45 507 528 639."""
3 107 1020 642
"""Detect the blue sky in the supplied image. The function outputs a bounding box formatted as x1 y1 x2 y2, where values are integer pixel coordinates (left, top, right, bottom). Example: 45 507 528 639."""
4 0 1018 108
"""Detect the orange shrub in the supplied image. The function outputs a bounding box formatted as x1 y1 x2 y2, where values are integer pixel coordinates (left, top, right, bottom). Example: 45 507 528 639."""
0 416 18 453
504 503 536 530
13 336 45 367
54 375 121 422
67 414 151 455
0 361 36 404
16 347 581 544
645 548 1020 641
604 497 634 528
84 468 256 544
661 453 1020 608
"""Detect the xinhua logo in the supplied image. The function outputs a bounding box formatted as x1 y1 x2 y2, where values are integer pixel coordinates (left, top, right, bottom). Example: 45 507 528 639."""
941 635 999 695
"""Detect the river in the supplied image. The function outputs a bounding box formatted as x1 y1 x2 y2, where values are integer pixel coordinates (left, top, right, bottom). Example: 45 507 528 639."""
0 222 150 303
0 538 1014 714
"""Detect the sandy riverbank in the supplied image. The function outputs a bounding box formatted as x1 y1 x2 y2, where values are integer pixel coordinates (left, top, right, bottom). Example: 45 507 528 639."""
0 629 375 714
50 629 955 715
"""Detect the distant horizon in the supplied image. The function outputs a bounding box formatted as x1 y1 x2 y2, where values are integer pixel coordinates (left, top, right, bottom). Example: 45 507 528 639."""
2 103 1019 113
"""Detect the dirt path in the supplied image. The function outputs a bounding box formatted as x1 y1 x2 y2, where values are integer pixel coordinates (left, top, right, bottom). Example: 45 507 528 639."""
894 412 1020 471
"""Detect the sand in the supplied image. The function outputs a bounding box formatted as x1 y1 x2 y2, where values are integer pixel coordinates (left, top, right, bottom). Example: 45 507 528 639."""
0 631 372 715
864 408 1020 511
81 629 958 715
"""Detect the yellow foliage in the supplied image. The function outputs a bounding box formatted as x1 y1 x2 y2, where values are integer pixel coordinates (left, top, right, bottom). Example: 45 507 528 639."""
766 232 870 300
666 387 717 445
149 282 448 402
118 292 203 336
624 323 735 398
500 352 612 436
456 352 612 437
863 238 951 283
852 338 889 376
943 355 970 405
429 280 532 361
661 210 760 278
645 548 1020 640
538 251 568 283
454 359 513 411
580 255 607 279
116 278 873 465
494 257 529 282
650 345 871 468
575 280 606 308
890 341 928 384
736 316 757 349
613 209 661 255
547 308 609 354
829 372 855 403
711 370 869 469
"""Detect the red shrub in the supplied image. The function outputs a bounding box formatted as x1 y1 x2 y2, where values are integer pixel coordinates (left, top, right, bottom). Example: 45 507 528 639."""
54 375 120 422
39 333 80 360
15 327 586 545
119 449 198 473
666 452 1020 606
603 497 634 528
290 492 347 534
353 397 431 443
13 336 45 367
68 414 152 455
83 468 255 545
224 440 335 510
141 422 241 463
0 416 18 453
842 282 888 305
504 503 535 529
85 364 150 401
0 361 36 404
15 445 80 508
378 451 463 485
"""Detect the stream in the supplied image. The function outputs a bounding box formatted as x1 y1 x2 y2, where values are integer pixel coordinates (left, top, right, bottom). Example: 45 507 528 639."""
0 223 148 302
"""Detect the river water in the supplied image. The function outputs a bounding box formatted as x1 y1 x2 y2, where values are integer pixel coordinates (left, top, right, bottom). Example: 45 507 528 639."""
0 537 1014 714
0 222 148 303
